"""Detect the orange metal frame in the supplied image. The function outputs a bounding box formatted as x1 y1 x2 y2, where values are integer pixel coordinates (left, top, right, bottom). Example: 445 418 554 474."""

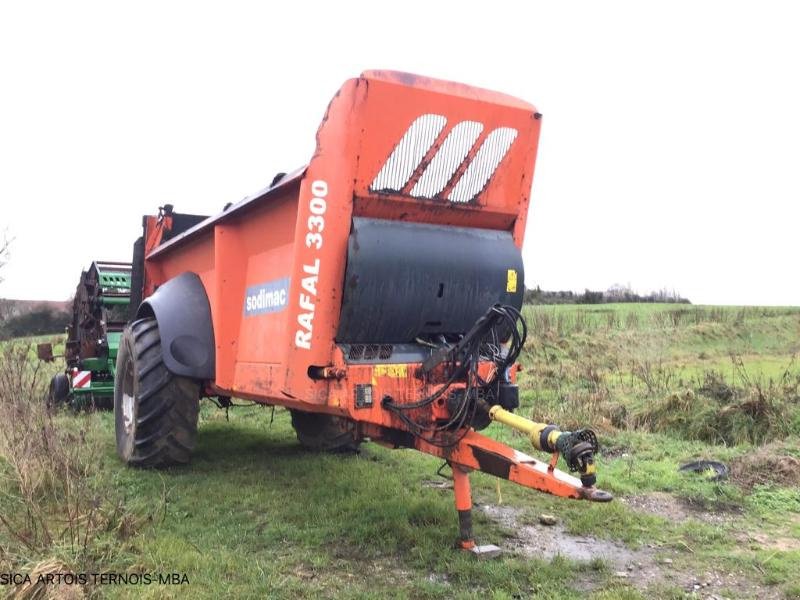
140 71 607 544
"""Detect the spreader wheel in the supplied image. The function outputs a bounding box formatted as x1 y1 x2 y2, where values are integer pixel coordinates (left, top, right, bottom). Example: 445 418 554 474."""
114 318 200 467
290 410 362 452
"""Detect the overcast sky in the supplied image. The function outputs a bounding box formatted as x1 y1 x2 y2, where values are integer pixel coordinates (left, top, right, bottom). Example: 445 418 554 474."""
1 1 798 306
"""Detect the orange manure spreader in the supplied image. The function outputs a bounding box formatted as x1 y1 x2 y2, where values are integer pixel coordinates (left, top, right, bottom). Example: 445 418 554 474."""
116 70 612 553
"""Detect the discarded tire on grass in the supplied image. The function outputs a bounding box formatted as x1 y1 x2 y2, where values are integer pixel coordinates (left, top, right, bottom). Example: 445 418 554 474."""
678 460 729 481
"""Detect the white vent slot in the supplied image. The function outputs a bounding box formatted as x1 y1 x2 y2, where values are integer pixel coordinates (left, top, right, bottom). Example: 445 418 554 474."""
371 114 447 192
410 121 484 198
448 127 518 203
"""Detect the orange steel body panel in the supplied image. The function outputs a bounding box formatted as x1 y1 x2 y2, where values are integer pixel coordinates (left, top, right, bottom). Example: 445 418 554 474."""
144 70 541 412
137 71 607 504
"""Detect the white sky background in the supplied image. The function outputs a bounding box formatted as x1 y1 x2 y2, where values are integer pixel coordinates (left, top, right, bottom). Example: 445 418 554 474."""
0 1 798 306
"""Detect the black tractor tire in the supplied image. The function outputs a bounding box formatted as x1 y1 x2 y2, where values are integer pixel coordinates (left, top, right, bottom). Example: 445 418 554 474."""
114 318 200 467
47 373 70 407
290 410 362 452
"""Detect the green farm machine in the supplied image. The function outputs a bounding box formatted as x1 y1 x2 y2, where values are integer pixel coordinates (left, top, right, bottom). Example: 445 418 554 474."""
39 261 132 408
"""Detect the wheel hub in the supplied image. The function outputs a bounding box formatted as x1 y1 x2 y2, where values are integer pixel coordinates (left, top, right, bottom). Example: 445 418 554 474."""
122 393 134 433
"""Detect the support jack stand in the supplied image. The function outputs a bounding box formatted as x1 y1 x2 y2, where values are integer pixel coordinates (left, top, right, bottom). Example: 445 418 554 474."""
452 464 502 559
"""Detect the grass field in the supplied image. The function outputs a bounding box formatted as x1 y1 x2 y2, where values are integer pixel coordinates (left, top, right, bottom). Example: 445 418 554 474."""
1 304 799 599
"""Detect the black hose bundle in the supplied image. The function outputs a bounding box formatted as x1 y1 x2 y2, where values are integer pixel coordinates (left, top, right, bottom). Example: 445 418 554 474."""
382 304 527 447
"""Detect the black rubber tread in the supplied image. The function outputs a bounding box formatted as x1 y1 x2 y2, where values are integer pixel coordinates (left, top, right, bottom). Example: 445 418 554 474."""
289 410 362 452
115 317 200 467
47 373 70 407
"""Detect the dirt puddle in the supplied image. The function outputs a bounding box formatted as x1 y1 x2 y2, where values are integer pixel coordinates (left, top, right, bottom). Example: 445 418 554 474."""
477 504 657 577
477 501 779 599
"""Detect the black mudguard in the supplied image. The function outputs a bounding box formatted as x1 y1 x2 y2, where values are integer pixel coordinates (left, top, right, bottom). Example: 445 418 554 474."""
136 272 215 380
128 236 144 322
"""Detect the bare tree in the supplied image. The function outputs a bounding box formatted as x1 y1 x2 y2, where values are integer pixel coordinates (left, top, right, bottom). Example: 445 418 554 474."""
0 233 9 282
0 234 11 323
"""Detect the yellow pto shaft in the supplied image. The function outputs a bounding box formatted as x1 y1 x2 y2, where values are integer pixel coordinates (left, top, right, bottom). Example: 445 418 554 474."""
487 405 599 488
488 405 562 452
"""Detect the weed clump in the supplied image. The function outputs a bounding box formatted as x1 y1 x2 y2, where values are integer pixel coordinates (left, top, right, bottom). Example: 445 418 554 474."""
632 370 798 445
730 441 800 490
0 341 135 583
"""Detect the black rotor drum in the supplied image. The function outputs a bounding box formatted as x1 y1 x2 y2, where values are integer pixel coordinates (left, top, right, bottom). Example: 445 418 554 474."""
336 218 524 343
